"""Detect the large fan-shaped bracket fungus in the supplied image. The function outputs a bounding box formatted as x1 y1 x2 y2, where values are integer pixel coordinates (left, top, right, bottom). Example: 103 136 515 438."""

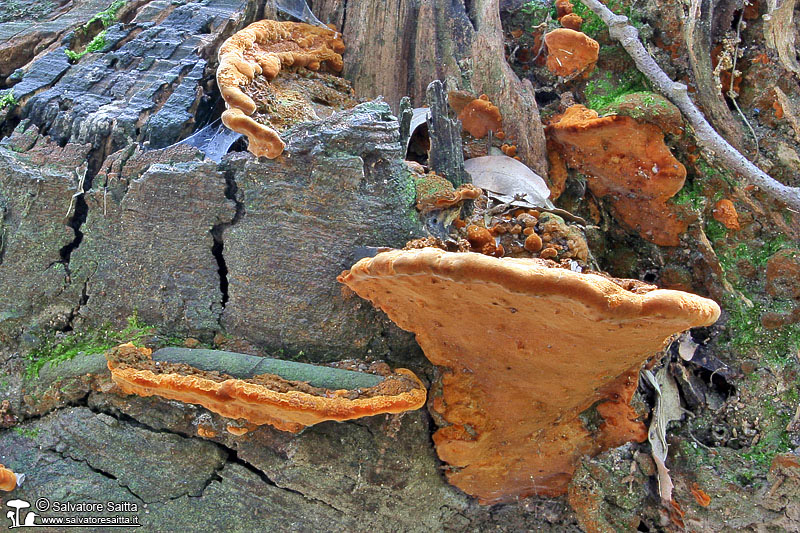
338 247 720 503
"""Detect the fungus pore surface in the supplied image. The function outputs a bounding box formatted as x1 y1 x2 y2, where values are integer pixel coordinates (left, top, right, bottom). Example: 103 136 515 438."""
217 20 344 158
106 343 426 433
547 105 689 245
338 248 720 503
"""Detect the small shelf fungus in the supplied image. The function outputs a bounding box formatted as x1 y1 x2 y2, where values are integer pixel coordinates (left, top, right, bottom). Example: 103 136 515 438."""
216 20 345 158
449 93 505 140
555 0 583 31
106 343 426 433
544 28 599 78
338 248 720 503
546 104 689 246
0 464 23 491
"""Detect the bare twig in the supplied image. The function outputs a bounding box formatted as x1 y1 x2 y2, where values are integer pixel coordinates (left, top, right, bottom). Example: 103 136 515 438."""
729 5 759 157
579 0 800 212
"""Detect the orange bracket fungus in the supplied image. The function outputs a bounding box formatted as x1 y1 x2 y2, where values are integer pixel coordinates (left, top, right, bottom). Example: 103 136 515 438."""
106 343 426 434
555 0 583 30
546 104 689 246
0 464 22 491
544 29 599 77
455 94 505 139
338 248 720 503
216 20 344 158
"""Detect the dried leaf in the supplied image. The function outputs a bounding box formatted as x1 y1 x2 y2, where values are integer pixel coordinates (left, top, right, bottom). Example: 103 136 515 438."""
677 332 698 361
643 367 683 502
405 107 430 152
654 454 675 504
464 155 554 209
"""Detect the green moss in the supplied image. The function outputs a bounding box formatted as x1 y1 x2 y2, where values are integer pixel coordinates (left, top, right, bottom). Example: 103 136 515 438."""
65 30 109 61
12 427 39 440
696 158 737 187
742 414 793 471
0 91 16 110
571 0 643 37
585 70 648 111
596 91 672 120
63 0 124 62
709 231 798 366
86 0 126 28
672 176 706 212
723 296 800 366
704 219 727 242
518 1 557 30
717 236 789 272
25 312 154 379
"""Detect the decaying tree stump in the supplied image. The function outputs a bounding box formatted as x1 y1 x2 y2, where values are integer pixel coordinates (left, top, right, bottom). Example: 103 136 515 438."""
311 0 548 176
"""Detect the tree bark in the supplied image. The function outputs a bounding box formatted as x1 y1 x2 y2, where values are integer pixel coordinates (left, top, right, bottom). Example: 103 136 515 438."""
310 0 548 176
684 0 744 151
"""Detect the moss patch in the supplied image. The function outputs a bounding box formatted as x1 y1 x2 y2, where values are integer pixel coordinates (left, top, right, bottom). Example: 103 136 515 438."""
571 0 644 37
25 313 155 379
64 0 125 62
65 30 109 61
0 91 17 110
584 70 648 111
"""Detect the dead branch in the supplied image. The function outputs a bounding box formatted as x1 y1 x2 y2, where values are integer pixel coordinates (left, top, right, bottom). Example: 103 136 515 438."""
580 0 800 212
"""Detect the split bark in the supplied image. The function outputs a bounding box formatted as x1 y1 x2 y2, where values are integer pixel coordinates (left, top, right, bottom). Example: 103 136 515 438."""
580 0 800 212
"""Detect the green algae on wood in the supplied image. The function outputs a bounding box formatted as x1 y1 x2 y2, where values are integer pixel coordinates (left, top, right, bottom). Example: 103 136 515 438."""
151 347 383 389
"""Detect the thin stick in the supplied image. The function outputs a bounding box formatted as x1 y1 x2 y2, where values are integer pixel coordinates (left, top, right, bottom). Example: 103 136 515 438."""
579 0 800 211
729 4 759 157
66 164 88 219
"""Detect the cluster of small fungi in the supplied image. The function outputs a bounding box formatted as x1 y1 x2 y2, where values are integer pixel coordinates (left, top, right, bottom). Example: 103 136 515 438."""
408 162 590 265
463 209 589 263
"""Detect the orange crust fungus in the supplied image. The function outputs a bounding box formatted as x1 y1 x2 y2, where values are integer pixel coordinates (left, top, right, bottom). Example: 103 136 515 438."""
457 94 505 139
0 465 18 491
106 343 426 434
544 29 599 77
217 20 344 158
338 248 720 503
546 105 689 246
